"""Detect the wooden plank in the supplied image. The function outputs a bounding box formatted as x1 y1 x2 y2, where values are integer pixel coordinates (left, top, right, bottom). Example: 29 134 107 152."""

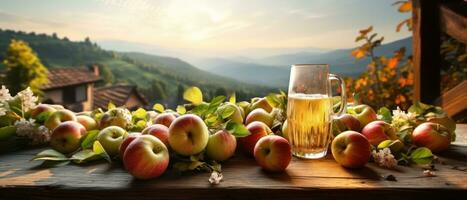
435 80 467 117
412 0 442 104
0 125 466 199
440 2 467 44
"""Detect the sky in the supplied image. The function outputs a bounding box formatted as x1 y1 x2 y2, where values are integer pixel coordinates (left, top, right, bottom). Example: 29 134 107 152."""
0 0 411 55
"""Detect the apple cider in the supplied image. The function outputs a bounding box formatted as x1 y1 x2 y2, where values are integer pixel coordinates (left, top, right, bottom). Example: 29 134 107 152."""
286 93 332 159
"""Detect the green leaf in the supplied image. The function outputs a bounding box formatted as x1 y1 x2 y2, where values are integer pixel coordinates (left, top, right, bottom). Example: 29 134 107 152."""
39 160 71 168
132 108 147 120
218 105 236 119
191 103 209 116
153 103 165 113
176 105 186 114
70 149 102 164
229 93 236 104
408 101 432 115
183 87 203 105
108 102 116 110
0 125 16 140
32 149 69 161
377 107 392 123
266 94 281 108
81 130 99 149
226 122 250 137
210 96 226 107
410 147 433 165
93 141 112 163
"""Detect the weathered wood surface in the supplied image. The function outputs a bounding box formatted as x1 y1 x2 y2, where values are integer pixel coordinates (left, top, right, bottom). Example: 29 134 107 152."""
440 1 467 44
0 125 466 200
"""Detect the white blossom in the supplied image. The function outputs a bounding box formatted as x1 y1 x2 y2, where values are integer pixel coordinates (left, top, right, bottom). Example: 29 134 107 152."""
372 148 398 169
392 107 416 121
0 102 8 116
15 118 37 137
17 87 38 112
208 171 223 185
31 126 51 145
14 118 51 145
0 85 12 102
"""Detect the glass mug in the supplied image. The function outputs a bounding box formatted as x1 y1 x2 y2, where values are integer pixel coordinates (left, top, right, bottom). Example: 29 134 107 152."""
286 64 346 159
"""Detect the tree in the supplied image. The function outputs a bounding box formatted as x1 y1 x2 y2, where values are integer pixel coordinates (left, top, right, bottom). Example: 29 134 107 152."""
2 39 48 95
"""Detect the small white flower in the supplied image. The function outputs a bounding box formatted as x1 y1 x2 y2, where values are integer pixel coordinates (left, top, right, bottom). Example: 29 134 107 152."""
17 87 38 112
208 171 223 185
14 118 37 137
14 118 51 145
0 85 13 102
423 170 436 177
31 126 51 145
392 107 416 121
372 148 398 169
0 103 8 116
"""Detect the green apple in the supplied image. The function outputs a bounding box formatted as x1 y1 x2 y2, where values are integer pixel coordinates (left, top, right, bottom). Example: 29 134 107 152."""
349 104 377 129
45 109 77 130
250 97 273 113
245 108 274 128
97 126 129 157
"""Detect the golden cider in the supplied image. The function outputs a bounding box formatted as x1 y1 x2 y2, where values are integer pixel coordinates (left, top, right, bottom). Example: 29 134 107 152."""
286 93 332 158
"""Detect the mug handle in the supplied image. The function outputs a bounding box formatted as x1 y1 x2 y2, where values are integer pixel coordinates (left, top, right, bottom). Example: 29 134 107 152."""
329 74 346 116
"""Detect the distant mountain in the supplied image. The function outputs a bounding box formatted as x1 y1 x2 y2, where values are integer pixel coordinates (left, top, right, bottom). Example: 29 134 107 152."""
194 37 412 88
0 29 274 106
195 58 289 89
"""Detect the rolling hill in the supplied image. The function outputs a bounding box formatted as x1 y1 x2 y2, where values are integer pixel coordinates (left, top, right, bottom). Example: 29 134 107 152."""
0 29 275 106
194 37 412 88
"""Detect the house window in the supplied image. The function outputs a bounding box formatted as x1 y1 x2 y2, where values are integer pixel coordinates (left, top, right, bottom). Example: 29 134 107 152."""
63 85 87 103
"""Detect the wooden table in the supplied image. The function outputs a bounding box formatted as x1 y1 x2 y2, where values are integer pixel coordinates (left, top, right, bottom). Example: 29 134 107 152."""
1 125 466 200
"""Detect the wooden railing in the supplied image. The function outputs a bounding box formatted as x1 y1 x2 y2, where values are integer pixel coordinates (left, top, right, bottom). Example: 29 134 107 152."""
412 0 466 118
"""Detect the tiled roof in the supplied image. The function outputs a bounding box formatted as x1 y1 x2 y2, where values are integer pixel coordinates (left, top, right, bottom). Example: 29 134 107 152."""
41 67 101 90
93 85 148 109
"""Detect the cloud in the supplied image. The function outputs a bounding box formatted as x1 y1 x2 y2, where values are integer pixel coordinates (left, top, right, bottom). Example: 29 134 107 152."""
0 11 66 28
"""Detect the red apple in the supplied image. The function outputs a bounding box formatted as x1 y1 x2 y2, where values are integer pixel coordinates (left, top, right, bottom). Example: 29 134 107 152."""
206 130 237 162
331 131 371 168
245 108 274 128
123 135 170 179
153 113 177 128
49 121 86 154
361 121 397 146
335 114 361 132
412 122 451 152
76 115 98 131
30 104 56 123
238 121 272 156
142 124 170 147
119 132 141 158
254 135 292 172
45 109 77 130
350 104 377 129
168 114 209 156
